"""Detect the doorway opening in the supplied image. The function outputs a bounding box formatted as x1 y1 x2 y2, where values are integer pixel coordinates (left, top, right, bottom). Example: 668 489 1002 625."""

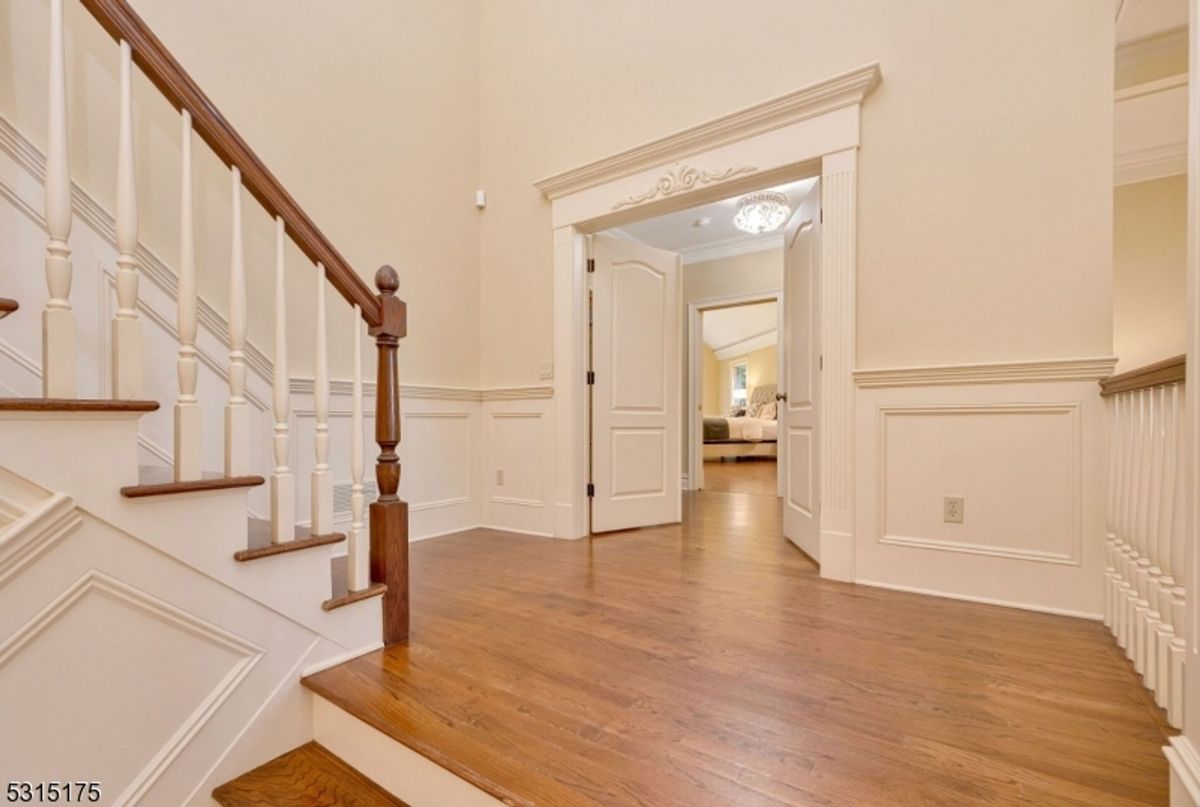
588 174 821 556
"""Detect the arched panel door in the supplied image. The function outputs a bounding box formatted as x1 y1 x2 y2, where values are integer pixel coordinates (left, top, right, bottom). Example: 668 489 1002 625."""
590 235 682 533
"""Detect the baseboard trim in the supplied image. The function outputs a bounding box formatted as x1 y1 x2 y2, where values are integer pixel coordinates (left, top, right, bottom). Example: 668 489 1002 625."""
856 578 1102 620
301 641 384 678
1167 737 1200 807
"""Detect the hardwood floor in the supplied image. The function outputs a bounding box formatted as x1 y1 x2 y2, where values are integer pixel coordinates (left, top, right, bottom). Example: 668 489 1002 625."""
304 481 1173 807
213 742 407 806
702 457 778 495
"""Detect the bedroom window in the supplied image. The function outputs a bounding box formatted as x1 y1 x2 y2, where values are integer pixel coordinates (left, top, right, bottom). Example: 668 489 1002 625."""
731 359 748 407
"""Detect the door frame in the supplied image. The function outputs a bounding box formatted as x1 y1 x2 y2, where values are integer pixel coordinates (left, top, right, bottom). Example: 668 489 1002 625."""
686 290 784 494
535 63 879 582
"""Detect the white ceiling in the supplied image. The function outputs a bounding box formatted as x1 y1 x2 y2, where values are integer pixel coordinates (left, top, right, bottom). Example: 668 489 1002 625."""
702 302 777 356
612 177 816 261
1117 0 1187 43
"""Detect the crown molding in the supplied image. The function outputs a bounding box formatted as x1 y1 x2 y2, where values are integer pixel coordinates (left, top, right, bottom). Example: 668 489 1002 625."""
712 329 778 361
1115 141 1187 185
854 356 1118 388
1114 72 1187 102
534 63 881 200
1116 26 1188 85
682 233 784 266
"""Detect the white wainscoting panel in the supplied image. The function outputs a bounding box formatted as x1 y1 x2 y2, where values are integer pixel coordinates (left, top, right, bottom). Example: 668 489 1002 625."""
482 397 556 537
401 398 481 541
855 377 1106 618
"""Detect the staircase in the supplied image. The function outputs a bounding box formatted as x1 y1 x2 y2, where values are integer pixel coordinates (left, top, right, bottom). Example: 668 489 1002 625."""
0 0 416 803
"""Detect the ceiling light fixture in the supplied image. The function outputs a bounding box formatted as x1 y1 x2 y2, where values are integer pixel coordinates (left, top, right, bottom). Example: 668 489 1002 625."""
732 191 790 234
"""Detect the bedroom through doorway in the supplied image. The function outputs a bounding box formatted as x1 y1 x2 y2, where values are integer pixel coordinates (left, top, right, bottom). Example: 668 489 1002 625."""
591 174 818 546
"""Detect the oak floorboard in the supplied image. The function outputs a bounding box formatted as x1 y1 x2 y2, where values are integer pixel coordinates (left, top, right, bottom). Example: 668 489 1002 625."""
304 482 1172 807
212 741 406 806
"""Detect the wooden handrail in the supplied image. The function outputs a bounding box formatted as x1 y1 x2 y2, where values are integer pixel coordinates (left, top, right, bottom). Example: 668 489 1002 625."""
1100 354 1186 396
77 0 380 327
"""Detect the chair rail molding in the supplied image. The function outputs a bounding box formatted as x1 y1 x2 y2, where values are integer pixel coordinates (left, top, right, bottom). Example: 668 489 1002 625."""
853 356 1119 388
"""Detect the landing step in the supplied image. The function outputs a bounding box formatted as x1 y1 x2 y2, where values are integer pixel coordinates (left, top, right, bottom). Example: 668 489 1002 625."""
212 741 407 807
324 555 386 611
120 465 264 498
0 298 17 319
236 518 345 561
0 398 159 413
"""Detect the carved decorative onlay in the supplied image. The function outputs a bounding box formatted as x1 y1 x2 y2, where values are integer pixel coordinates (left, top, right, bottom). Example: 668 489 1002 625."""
612 164 757 210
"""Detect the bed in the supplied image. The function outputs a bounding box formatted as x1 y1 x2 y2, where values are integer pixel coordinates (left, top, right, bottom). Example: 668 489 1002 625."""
702 384 778 461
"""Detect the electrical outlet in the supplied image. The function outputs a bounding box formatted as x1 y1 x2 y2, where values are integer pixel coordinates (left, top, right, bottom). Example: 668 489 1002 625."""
944 496 964 524
539 361 554 380
496 469 505 486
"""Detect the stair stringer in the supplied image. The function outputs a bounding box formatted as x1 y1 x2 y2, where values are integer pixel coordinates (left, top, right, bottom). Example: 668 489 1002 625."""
0 410 382 655
0 489 372 806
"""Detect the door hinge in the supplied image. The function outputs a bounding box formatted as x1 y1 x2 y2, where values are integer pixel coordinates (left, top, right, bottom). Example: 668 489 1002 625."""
819 355 824 370
820 209 824 223
587 370 595 385
587 258 595 273
586 483 595 497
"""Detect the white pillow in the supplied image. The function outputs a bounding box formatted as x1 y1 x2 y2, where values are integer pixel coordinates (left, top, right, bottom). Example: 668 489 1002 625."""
759 401 777 420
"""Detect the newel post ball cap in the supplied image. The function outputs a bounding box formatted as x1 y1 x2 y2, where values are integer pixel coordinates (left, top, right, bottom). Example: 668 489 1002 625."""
375 265 399 294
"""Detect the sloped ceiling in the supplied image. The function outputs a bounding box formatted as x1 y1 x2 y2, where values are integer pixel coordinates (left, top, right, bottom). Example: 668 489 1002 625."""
702 302 777 353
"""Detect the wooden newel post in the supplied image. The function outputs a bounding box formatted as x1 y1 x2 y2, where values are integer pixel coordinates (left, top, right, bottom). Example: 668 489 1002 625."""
368 265 409 645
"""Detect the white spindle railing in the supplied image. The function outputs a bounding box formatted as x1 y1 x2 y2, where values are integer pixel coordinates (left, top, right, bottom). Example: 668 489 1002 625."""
42 0 75 399
225 168 249 476
270 217 294 543
111 40 142 399
174 110 200 480
349 305 369 591
27 1 403 633
1104 365 1186 728
311 265 333 536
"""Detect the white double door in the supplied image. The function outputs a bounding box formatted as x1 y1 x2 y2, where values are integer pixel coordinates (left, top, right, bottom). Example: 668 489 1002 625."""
589 235 682 533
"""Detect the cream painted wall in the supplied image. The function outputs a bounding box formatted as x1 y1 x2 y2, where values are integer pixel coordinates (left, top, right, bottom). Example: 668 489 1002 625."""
701 345 719 415
716 344 778 415
0 0 481 385
1113 175 1186 372
479 0 1113 386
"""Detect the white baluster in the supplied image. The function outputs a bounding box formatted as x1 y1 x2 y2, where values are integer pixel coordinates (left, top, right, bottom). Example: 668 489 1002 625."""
1103 395 1120 629
174 111 201 481
42 0 75 398
311 265 333 535
112 40 142 398
1167 382 1187 727
348 305 369 592
271 217 294 543
225 168 249 476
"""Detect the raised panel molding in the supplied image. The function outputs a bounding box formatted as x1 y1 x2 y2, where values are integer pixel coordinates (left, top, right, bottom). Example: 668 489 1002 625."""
404 412 473 513
0 569 264 805
875 403 1082 566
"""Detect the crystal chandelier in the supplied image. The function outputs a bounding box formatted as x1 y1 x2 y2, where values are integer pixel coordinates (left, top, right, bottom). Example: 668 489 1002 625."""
732 191 791 234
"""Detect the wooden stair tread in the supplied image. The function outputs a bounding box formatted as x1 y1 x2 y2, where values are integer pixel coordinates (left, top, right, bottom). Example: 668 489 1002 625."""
212 741 407 807
236 518 345 561
0 398 159 412
121 465 264 498
324 555 386 610
0 298 17 319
